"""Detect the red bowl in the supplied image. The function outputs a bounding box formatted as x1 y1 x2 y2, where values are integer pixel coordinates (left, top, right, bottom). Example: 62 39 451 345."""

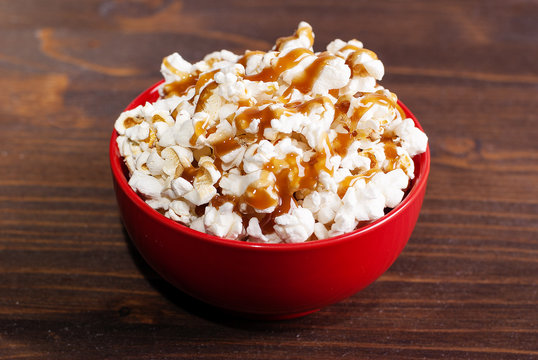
110 81 430 319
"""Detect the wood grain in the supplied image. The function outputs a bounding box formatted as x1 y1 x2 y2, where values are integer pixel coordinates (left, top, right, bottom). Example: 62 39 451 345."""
0 0 537 359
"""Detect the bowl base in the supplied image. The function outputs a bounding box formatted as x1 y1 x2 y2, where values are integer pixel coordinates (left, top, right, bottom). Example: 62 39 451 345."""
227 308 321 321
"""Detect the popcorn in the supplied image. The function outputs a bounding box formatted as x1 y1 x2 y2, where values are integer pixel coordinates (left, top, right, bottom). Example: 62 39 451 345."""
274 207 315 243
115 22 428 243
203 203 244 239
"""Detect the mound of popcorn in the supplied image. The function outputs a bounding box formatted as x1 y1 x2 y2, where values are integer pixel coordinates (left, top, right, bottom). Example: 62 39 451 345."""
115 22 428 243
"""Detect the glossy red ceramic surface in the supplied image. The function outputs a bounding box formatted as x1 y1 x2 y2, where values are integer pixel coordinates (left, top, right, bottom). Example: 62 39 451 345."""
110 82 430 318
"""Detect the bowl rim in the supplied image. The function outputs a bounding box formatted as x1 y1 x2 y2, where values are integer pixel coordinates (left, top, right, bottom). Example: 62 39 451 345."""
110 81 430 252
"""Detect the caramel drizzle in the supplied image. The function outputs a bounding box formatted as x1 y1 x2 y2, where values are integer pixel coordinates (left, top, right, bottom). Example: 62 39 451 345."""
162 57 199 97
243 48 313 82
288 52 337 95
349 92 405 129
212 137 241 157
234 105 288 139
274 24 314 51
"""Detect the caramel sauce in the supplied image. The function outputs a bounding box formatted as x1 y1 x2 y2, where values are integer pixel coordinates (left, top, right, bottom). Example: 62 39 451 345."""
334 96 351 123
350 63 370 77
258 167 296 234
143 128 157 148
337 175 357 197
233 105 287 139
194 69 219 95
171 105 180 119
152 114 166 123
245 48 313 82
382 137 399 171
212 137 241 157
336 166 383 198
181 166 198 184
190 120 206 146
194 81 218 113
252 134 335 234
194 205 205 217
244 186 278 211
342 46 378 60
333 131 355 157
189 82 219 145
211 194 239 209
395 102 407 120
163 76 197 97
362 168 381 182
285 96 331 114
339 44 361 52
237 98 254 108
383 140 398 160
365 152 378 168
123 117 139 129
289 52 336 94
205 125 218 137
213 156 223 173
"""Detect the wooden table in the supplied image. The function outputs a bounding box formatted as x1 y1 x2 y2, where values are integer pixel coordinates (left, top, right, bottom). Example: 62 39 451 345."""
1 1 536 358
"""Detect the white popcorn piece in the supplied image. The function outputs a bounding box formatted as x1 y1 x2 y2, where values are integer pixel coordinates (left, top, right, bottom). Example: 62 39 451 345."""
203 203 244 239
340 140 371 171
247 218 283 243
219 170 261 197
350 179 386 221
146 197 171 211
128 170 163 200
309 56 351 95
391 118 429 157
242 141 277 173
166 200 193 225
183 185 217 206
198 156 221 184
246 217 269 243
370 169 409 208
146 149 165 176
330 191 360 236
303 190 342 225
125 121 150 142
245 51 279 76
190 216 205 233
171 177 194 197
135 151 151 173
317 191 342 224
180 156 221 206
215 64 247 103
299 98 336 150
270 109 307 135
274 207 315 243
115 107 143 135
313 222 329 240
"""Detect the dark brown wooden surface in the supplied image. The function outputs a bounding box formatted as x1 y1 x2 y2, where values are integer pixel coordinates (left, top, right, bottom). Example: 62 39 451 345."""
1 1 537 359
